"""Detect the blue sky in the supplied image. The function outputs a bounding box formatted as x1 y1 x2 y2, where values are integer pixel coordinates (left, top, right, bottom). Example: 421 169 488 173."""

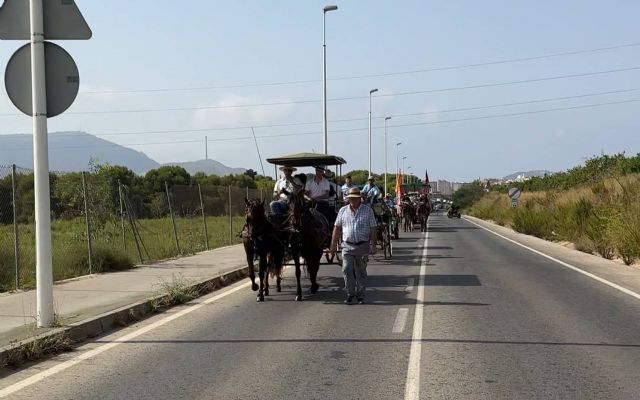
1 0 639 181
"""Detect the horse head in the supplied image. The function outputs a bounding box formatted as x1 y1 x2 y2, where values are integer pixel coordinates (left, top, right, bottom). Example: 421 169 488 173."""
244 198 266 229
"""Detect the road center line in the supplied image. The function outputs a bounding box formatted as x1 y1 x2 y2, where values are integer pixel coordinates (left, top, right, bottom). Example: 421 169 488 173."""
465 217 640 301
392 308 409 333
0 280 253 398
404 227 429 400
406 278 415 292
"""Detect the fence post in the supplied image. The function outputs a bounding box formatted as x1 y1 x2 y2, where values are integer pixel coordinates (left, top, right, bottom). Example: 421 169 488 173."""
165 181 181 255
118 180 126 252
228 185 233 245
81 172 94 274
198 184 209 250
11 164 20 289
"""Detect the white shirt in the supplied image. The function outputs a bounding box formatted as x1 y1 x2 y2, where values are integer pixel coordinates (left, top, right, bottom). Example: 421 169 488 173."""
273 178 294 203
305 177 331 201
341 183 354 196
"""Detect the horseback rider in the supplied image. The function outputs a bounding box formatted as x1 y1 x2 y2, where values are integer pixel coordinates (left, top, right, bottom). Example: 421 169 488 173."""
270 165 297 215
305 165 333 224
361 176 381 205
341 175 355 197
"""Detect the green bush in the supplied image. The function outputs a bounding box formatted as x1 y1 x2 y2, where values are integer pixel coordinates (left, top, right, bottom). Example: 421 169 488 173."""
512 208 555 240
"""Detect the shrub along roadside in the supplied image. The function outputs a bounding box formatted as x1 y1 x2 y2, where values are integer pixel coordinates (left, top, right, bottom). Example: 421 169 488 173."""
468 174 640 266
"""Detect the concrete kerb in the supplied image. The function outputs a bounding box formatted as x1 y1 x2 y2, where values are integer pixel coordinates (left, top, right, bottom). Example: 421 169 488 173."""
0 265 249 369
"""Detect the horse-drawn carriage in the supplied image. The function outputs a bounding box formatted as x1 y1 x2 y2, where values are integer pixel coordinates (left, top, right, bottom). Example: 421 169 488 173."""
240 152 348 302
266 152 347 264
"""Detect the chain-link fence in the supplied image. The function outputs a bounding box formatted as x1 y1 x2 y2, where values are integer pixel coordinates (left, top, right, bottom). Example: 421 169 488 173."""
0 165 268 292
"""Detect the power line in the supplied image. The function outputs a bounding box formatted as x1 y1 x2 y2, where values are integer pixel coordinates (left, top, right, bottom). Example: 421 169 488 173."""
55 41 640 95
23 87 640 138
1 66 637 117
2 98 637 151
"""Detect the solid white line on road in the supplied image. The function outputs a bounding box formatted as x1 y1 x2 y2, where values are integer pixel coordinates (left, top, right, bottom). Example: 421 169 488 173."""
465 217 640 302
404 228 429 400
406 277 415 292
0 280 253 398
392 308 409 333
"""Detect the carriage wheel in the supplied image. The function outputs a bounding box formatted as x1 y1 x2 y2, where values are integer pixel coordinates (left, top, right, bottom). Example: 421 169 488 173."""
382 228 390 259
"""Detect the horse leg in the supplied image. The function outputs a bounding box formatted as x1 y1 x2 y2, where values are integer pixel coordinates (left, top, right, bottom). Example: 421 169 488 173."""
243 238 259 292
264 254 271 297
293 249 303 301
257 254 267 302
309 255 321 294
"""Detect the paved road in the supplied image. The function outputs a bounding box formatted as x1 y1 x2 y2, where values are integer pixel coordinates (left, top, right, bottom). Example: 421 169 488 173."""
2 215 640 399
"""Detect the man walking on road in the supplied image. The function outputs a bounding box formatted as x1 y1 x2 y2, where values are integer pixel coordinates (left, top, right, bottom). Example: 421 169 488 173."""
330 187 377 304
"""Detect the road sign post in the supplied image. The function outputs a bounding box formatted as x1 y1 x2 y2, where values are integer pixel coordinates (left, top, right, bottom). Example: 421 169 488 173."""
508 187 521 209
2 0 91 327
30 0 54 328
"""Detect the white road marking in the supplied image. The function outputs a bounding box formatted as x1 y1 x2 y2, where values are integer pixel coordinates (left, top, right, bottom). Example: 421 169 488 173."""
0 280 252 398
392 308 409 333
465 217 640 301
406 277 415 292
404 228 429 400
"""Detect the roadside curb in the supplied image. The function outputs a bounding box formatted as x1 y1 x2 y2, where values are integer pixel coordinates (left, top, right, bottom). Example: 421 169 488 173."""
0 265 249 369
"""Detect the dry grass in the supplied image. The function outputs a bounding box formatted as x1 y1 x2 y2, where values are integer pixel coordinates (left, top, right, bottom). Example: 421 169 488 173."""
469 173 640 265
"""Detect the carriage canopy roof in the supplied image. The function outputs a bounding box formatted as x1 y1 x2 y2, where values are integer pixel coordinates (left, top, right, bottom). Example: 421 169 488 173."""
266 152 347 167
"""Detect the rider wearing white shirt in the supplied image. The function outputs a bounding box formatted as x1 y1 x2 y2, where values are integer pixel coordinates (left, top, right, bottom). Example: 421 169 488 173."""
305 165 333 224
270 166 297 214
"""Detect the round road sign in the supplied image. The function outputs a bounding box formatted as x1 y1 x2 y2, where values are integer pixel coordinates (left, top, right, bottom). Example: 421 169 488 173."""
508 187 521 200
5 41 79 118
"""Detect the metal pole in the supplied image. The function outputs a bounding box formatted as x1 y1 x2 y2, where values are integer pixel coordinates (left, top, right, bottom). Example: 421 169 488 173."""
81 172 93 274
251 127 266 176
384 117 391 195
11 165 20 289
30 0 53 327
228 185 233 245
198 184 209 250
368 88 378 178
369 93 372 177
165 181 181 255
322 6 338 153
205 136 208 160
118 180 126 252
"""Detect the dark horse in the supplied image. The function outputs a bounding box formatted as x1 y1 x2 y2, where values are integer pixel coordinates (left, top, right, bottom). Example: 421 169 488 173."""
416 199 431 232
401 202 415 232
287 188 330 301
241 199 285 302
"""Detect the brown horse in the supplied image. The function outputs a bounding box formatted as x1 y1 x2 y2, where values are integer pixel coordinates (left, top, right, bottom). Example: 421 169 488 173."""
416 201 430 232
287 189 330 301
241 199 285 302
401 202 415 232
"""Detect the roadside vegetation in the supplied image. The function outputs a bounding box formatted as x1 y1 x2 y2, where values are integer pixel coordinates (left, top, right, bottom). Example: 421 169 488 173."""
465 153 640 266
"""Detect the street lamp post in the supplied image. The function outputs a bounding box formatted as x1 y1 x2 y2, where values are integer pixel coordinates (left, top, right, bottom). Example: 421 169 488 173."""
322 5 338 154
402 157 407 184
407 166 412 186
395 142 402 176
384 116 391 195
368 88 378 177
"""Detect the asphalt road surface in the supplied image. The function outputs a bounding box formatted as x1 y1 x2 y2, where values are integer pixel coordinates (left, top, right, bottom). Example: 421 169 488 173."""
2 215 640 399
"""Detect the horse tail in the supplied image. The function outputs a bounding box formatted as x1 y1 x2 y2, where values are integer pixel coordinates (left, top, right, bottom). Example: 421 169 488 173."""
268 251 285 279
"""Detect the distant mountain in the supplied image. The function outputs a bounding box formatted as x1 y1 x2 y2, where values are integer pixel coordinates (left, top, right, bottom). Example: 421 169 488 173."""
163 159 246 176
0 131 159 174
503 170 553 181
